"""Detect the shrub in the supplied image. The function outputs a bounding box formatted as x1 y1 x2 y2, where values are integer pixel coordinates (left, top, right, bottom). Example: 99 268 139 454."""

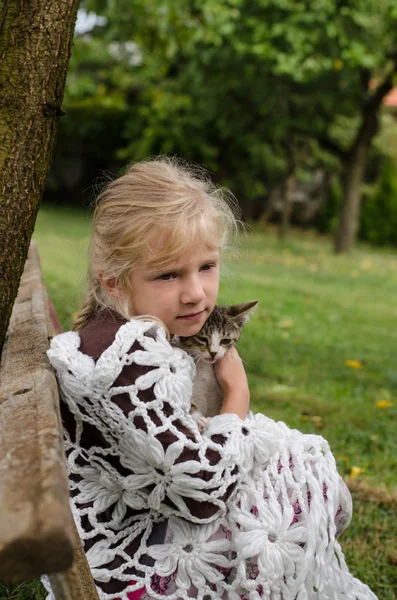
360 156 397 247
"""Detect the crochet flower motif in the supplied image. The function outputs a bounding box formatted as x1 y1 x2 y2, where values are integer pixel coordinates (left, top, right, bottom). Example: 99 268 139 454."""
232 493 307 585
131 333 194 411
85 540 115 582
76 466 148 520
92 321 193 401
238 413 282 469
147 517 231 590
119 430 213 512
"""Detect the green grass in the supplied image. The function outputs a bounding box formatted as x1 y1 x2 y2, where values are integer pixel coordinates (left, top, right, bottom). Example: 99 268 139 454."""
2 207 396 599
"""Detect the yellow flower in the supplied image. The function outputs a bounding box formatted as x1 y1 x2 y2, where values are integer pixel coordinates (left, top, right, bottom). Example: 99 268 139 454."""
376 399 393 408
345 360 363 369
350 466 365 478
333 59 344 70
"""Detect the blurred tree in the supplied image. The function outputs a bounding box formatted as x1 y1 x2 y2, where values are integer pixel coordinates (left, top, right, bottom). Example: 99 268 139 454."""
77 0 397 251
360 156 397 247
0 0 80 351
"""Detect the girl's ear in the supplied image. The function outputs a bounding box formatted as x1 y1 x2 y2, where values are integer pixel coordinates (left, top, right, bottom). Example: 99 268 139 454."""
98 274 122 298
228 301 258 326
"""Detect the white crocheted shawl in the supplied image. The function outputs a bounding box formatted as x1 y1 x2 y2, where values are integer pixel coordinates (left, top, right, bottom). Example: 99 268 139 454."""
45 319 377 600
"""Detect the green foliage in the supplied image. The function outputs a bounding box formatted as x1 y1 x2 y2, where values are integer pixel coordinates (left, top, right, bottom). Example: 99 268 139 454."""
360 156 397 246
0 580 46 600
47 1 397 240
315 175 342 234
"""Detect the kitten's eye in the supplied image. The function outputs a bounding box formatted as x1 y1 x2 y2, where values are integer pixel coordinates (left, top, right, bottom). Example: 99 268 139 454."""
196 336 207 343
220 338 232 345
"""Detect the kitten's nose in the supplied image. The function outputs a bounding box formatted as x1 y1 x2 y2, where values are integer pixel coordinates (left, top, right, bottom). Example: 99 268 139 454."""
209 351 217 358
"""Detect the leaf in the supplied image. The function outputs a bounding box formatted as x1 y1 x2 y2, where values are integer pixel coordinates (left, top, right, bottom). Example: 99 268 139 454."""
350 466 365 478
300 413 324 428
376 399 393 408
345 360 363 369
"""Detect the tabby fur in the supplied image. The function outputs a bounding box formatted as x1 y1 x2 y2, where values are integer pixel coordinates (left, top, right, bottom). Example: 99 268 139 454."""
174 301 257 428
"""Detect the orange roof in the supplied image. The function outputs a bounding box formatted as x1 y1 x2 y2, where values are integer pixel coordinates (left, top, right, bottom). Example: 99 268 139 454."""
383 87 397 107
370 80 397 107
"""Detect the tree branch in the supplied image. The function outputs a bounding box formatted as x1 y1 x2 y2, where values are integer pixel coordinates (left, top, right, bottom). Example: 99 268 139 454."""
365 57 397 112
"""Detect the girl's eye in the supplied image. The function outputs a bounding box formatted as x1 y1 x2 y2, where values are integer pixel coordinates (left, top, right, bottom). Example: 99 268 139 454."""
221 338 232 345
157 272 176 281
200 263 214 271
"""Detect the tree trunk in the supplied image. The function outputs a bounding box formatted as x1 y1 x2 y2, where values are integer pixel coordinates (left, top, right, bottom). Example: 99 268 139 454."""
0 0 80 352
278 171 296 240
334 71 395 254
334 137 371 254
278 139 297 240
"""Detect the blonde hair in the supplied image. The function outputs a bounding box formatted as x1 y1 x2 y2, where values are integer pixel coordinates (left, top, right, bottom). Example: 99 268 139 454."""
73 156 242 331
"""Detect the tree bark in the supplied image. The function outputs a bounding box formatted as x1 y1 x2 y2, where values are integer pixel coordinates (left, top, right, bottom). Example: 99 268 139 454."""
0 0 80 353
334 110 377 254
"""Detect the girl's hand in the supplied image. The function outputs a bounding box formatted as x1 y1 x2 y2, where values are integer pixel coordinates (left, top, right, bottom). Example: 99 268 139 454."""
214 347 250 420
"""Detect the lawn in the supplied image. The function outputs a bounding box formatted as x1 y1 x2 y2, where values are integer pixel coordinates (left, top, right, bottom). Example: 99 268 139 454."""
2 205 396 599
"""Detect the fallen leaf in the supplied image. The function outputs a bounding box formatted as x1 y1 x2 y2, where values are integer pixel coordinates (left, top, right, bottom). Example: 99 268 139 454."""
376 399 393 408
350 466 365 478
345 360 363 369
311 416 324 429
299 413 324 428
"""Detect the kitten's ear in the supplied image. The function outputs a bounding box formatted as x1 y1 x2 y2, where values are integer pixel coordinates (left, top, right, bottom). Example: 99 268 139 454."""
228 301 258 326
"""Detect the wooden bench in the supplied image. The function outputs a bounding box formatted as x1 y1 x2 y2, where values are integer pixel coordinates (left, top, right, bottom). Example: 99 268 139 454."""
0 241 99 599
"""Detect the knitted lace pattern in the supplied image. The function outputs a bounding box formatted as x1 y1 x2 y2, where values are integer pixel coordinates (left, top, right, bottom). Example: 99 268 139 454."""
45 319 377 600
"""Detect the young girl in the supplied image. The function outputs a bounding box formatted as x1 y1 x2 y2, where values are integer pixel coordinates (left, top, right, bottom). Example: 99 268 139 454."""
44 158 377 600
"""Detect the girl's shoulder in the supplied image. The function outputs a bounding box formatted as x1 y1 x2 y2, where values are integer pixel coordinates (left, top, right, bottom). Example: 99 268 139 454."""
48 309 178 366
79 308 129 361
47 311 195 401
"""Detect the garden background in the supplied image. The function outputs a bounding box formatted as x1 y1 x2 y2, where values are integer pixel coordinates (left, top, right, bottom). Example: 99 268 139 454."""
1 1 397 598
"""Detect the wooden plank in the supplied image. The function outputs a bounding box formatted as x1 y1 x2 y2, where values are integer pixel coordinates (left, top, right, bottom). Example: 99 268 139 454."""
0 241 75 582
49 521 100 600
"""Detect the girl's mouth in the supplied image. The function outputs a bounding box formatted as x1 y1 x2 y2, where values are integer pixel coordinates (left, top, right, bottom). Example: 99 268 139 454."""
177 310 205 321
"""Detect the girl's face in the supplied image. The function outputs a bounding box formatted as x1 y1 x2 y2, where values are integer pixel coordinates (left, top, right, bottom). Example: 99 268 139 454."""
129 244 220 336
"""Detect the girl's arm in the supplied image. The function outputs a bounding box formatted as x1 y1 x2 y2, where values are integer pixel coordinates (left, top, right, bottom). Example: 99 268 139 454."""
214 346 250 419
108 337 243 522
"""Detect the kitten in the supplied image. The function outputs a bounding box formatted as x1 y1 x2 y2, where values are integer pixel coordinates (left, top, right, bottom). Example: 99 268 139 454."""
174 301 258 429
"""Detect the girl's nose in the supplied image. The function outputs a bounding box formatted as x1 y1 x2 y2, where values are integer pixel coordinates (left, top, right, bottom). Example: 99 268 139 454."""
181 275 205 304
